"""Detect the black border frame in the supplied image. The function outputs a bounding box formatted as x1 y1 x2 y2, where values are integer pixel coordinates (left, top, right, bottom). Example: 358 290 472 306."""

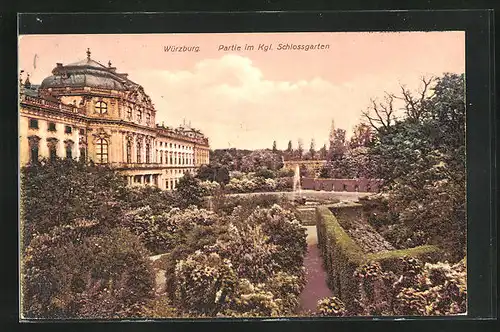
2 9 496 330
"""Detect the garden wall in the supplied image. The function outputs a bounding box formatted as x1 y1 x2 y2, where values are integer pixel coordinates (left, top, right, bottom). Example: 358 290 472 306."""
302 178 383 193
315 205 441 313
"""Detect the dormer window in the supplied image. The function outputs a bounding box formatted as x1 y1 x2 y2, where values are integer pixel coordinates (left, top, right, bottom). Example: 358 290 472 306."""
95 101 107 114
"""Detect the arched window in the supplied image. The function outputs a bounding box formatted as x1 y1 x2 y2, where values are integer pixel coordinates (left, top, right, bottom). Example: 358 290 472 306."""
136 142 142 163
126 140 132 163
95 101 107 114
145 143 151 163
146 112 151 125
95 138 108 163
127 107 133 120
136 109 142 123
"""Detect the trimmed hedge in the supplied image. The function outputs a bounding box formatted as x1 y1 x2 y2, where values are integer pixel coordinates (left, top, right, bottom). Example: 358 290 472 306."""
315 205 441 313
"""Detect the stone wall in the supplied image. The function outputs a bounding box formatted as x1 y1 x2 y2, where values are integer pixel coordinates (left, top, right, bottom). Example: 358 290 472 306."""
301 177 383 193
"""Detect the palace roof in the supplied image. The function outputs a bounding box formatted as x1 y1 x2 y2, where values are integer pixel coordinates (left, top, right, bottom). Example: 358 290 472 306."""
40 49 139 91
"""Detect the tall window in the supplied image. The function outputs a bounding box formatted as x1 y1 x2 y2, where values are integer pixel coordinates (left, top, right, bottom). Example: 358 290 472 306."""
126 140 132 163
145 143 151 163
65 140 74 159
127 107 133 120
28 136 40 164
155 149 159 163
160 150 163 164
136 110 142 123
95 138 108 163
95 101 107 114
80 147 86 162
146 112 151 125
137 142 142 163
47 138 58 162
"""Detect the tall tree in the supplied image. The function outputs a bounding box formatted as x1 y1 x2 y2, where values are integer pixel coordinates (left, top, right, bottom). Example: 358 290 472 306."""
319 144 327 160
297 139 304 160
350 123 373 148
328 128 347 161
309 139 316 159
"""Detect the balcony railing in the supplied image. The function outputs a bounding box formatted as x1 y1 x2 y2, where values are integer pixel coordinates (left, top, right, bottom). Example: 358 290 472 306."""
21 94 84 114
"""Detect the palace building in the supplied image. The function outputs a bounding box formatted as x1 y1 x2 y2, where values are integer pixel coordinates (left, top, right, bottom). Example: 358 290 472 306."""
19 49 210 190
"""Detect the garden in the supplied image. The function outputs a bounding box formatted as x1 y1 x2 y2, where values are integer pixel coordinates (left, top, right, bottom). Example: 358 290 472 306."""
20 73 466 318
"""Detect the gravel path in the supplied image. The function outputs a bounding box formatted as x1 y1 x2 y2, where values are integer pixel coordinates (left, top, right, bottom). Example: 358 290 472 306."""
299 226 333 314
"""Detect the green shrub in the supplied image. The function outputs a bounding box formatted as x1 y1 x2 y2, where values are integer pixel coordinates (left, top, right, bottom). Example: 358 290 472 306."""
315 206 442 314
22 226 155 319
173 251 238 315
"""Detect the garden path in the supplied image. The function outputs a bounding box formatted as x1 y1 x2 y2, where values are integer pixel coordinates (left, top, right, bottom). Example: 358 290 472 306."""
299 226 333 313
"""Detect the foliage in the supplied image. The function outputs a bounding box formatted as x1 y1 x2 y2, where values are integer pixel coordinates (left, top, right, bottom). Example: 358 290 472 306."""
173 251 238 315
199 180 222 196
363 73 466 261
123 185 176 214
240 149 283 172
209 148 253 172
196 164 230 184
22 226 155 319
316 297 347 317
225 172 293 194
351 257 466 316
157 203 307 317
175 172 206 209
20 159 129 248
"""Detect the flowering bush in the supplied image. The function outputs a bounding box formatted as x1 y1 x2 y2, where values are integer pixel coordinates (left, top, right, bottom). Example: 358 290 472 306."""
173 251 237 315
246 205 307 277
316 297 347 317
350 257 467 316
224 172 292 194
22 226 155 319
156 203 307 317
199 180 221 196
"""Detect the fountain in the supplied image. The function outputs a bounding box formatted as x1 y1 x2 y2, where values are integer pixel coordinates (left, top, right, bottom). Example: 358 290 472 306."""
293 164 302 202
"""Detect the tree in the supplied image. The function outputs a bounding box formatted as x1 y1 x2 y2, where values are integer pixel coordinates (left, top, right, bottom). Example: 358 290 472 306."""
176 173 205 208
272 140 277 153
309 139 316 160
287 140 292 152
350 123 373 148
196 164 230 184
297 139 304 160
363 73 466 261
20 159 129 249
240 149 283 172
328 128 347 161
319 144 327 160
22 226 155 319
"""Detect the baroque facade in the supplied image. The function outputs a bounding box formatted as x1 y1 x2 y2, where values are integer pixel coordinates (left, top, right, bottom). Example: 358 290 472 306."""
19 49 210 190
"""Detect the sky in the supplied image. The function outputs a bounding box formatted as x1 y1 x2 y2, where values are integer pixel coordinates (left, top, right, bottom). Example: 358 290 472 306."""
18 32 465 150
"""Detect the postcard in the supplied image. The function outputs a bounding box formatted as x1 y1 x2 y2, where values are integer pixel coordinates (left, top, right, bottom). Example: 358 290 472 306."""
19 31 467 319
